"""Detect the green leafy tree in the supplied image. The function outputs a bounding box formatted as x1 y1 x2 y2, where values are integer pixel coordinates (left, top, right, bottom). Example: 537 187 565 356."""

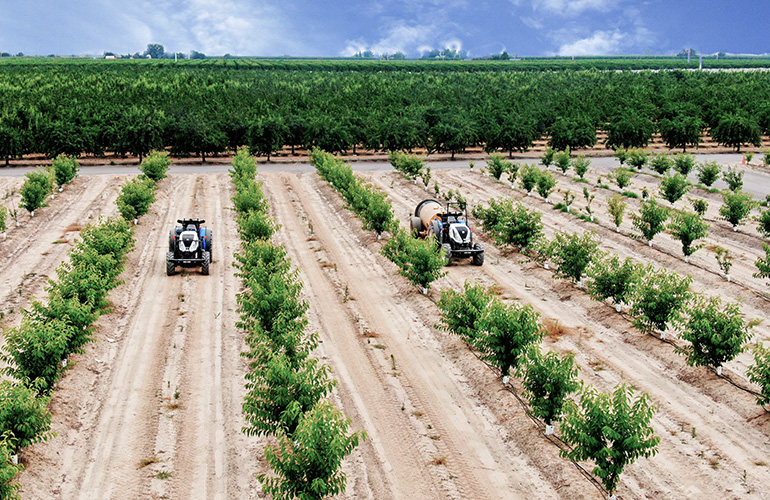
607 194 627 231
476 299 545 378
139 150 171 182
632 198 669 245
229 147 258 185
19 169 53 215
0 381 53 452
561 384 660 497
2 317 72 394
549 231 600 285
757 209 770 238
554 148 571 174
586 254 639 309
710 113 762 152
649 153 673 175
243 344 336 437
571 155 590 180
144 43 165 59
116 177 156 221
696 161 721 187
719 190 757 230
613 146 627 165
388 150 425 179
50 154 79 187
608 167 634 189
0 206 7 235
659 173 691 205
754 242 770 284
541 147 555 168
714 246 733 278
519 348 580 426
486 154 512 181
722 167 744 192
472 198 543 250
0 438 22 500
673 152 695 176
381 230 447 291
659 115 705 151
260 401 364 500
748 344 770 406
249 115 288 161
628 266 692 334
679 296 757 372
548 116 596 151
668 210 709 261
436 281 494 346
626 149 648 170
691 197 708 217
536 170 556 201
519 164 541 195
605 112 655 149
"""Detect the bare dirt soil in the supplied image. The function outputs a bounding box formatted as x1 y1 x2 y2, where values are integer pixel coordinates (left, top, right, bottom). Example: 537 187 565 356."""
2 163 769 500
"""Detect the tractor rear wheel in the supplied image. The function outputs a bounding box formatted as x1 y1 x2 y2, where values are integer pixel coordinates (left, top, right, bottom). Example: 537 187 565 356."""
472 243 485 266
442 243 453 266
168 230 176 252
166 252 176 276
201 251 210 276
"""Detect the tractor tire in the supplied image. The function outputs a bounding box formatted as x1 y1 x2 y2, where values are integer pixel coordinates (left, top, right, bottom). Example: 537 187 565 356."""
472 243 485 266
207 229 213 256
442 243 453 266
168 230 176 252
201 251 211 276
431 219 442 239
410 217 423 235
166 252 176 276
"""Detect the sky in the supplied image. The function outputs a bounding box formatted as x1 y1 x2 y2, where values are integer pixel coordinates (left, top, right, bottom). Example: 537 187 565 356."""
0 0 767 58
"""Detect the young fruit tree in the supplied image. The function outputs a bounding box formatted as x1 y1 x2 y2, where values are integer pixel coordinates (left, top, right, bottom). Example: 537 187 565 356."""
659 173 691 205
679 296 757 374
554 148 571 174
613 146 627 165
116 177 156 222
757 209 770 238
714 246 733 280
476 298 545 379
549 231 600 286
536 169 557 202
607 194 626 232
632 198 669 246
259 400 365 500
626 149 648 170
560 384 660 498
754 242 770 285
586 253 639 310
51 154 79 188
747 344 770 407
571 155 590 179
650 153 673 175
486 154 512 181
139 150 171 182
696 161 721 187
472 198 543 251
0 438 22 500
518 347 580 429
19 169 53 215
380 230 447 292
541 147 554 168
673 152 695 176
628 265 692 335
722 167 744 192
436 281 493 346
668 210 709 262
608 167 634 189
519 164 541 195
0 380 53 453
690 197 708 217
719 190 757 231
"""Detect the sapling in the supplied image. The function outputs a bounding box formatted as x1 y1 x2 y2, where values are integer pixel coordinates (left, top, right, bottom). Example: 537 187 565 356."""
764 149 770 167
51 154 80 188
561 384 659 498
673 152 695 176
519 347 580 433
690 197 708 217
549 231 600 286
572 155 590 179
0 205 6 238
436 281 494 346
755 209 770 238
628 265 692 335
679 295 758 375
719 190 757 231
659 173 691 205
541 147 554 169
562 190 575 213
586 253 639 311
19 169 54 215
380 230 447 292
626 148 648 170
607 194 626 232
486 154 512 181
608 167 634 189
697 161 721 187
507 162 520 184
582 187 595 220
613 146 627 165
632 198 669 246
754 242 770 284
139 150 171 182
722 167 744 192
650 153 673 175
668 210 709 262
714 246 733 281
536 170 556 202
747 344 770 407
745 152 755 164
519 164 540 195
554 147 571 174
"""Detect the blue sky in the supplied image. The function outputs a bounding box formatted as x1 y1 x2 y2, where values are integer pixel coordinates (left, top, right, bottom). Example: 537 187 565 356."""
1 0 767 58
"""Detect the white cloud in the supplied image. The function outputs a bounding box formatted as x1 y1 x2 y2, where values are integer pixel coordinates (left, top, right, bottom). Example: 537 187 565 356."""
341 20 441 56
534 0 617 15
555 29 626 55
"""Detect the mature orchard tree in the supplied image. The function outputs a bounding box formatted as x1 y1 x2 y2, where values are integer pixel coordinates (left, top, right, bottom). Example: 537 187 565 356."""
710 113 762 152
658 114 705 151
605 111 656 149
548 116 596 151
249 115 288 161
429 113 477 159
167 111 227 162
110 107 165 162
486 114 539 156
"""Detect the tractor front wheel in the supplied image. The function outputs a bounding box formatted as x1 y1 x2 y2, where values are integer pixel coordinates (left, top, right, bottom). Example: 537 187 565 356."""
166 252 176 276
201 251 211 276
442 243 453 266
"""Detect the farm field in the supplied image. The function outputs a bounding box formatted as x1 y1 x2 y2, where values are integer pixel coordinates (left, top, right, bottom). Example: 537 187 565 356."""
0 154 769 499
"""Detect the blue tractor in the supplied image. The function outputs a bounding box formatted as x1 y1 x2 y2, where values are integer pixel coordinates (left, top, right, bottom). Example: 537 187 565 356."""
166 219 212 276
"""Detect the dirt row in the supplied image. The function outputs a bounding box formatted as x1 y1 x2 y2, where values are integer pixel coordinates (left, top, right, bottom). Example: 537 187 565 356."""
2 165 768 500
